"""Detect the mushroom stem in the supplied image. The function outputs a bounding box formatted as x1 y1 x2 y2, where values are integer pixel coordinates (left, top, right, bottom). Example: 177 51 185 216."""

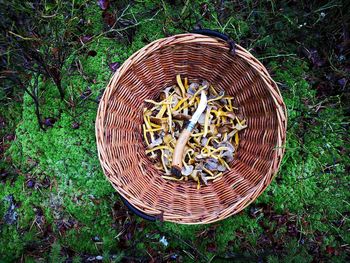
145 99 171 106
162 176 184 181
142 124 150 145
176 75 189 115
145 127 165 132
145 145 173 154
144 115 155 141
166 97 173 135
203 107 211 137
156 104 167 118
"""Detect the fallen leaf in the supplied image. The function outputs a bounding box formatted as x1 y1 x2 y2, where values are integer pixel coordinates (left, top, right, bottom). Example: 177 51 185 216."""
109 62 120 72
102 11 116 27
79 35 93 44
97 0 110 10
206 242 217 253
326 246 335 255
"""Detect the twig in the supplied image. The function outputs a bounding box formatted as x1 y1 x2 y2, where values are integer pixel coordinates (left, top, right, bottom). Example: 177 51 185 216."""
72 9 161 56
180 0 190 16
258 53 296 60
8 31 36 41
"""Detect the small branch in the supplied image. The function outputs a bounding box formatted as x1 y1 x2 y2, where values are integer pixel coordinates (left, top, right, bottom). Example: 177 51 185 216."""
8 31 37 41
258 53 296 60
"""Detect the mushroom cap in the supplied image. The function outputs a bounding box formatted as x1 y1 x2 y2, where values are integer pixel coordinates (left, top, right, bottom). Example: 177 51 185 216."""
200 172 208 185
217 165 226 172
147 137 163 149
181 165 194 176
187 83 199 96
204 158 219 171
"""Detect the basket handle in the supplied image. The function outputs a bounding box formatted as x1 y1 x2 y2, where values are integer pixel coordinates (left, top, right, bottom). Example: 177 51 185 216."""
191 28 236 55
119 195 157 221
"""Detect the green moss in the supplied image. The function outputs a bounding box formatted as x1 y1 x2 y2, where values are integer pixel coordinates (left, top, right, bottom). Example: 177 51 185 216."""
49 242 65 263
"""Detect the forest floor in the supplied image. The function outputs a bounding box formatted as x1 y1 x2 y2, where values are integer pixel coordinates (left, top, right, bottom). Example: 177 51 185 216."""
0 0 349 262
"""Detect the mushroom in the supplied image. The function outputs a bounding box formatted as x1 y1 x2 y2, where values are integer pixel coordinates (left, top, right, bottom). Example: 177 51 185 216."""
176 75 189 115
188 85 208 105
221 149 234 162
217 164 226 172
150 116 167 125
203 106 212 137
163 134 173 145
143 115 155 141
171 95 180 109
162 176 184 181
172 112 191 121
208 124 218 136
218 141 235 152
172 97 189 111
190 169 200 182
187 82 199 96
201 80 209 88
201 137 208 147
234 121 248 131
204 158 219 171
209 85 218 96
181 163 194 176
207 90 225 103
219 157 231 170
147 137 163 149
160 86 173 100
218 125 231 134
200 172 208 185
161 150 170 174
148 151 158 161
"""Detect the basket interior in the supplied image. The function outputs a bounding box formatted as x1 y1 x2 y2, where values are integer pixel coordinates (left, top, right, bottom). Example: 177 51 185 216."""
100 41 280 223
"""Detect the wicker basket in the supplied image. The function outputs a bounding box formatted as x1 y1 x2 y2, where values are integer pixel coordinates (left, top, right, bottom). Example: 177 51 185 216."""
96 31 287 224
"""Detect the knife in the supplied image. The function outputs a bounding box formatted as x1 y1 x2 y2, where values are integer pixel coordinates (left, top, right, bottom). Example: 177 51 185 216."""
171 91 207 177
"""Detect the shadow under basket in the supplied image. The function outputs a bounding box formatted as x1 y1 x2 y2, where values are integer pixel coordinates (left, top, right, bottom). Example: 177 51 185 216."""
95 32 287 224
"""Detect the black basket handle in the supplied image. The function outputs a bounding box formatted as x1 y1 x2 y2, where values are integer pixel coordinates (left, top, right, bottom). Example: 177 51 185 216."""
119 195 157 221
191 29 236 55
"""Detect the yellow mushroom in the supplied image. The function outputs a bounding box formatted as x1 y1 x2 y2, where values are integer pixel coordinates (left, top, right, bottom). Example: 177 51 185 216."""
145 99 172 106
145 145 173 154
144 115 155 141
142 124 150 146
172 97 189 111
235 133 239 145
176 75 189 115
156 104 167 118
209 85 218 96
188 85 207 105
160 150 171 174
207 92 225 103
162 176 184 181
203 106 212 137
166 96 173 133
219 157 231 171
176 75 186 97
184 77 189 89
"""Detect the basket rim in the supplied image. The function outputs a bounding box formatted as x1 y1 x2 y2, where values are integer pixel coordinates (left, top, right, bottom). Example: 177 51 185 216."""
95 33 287 224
